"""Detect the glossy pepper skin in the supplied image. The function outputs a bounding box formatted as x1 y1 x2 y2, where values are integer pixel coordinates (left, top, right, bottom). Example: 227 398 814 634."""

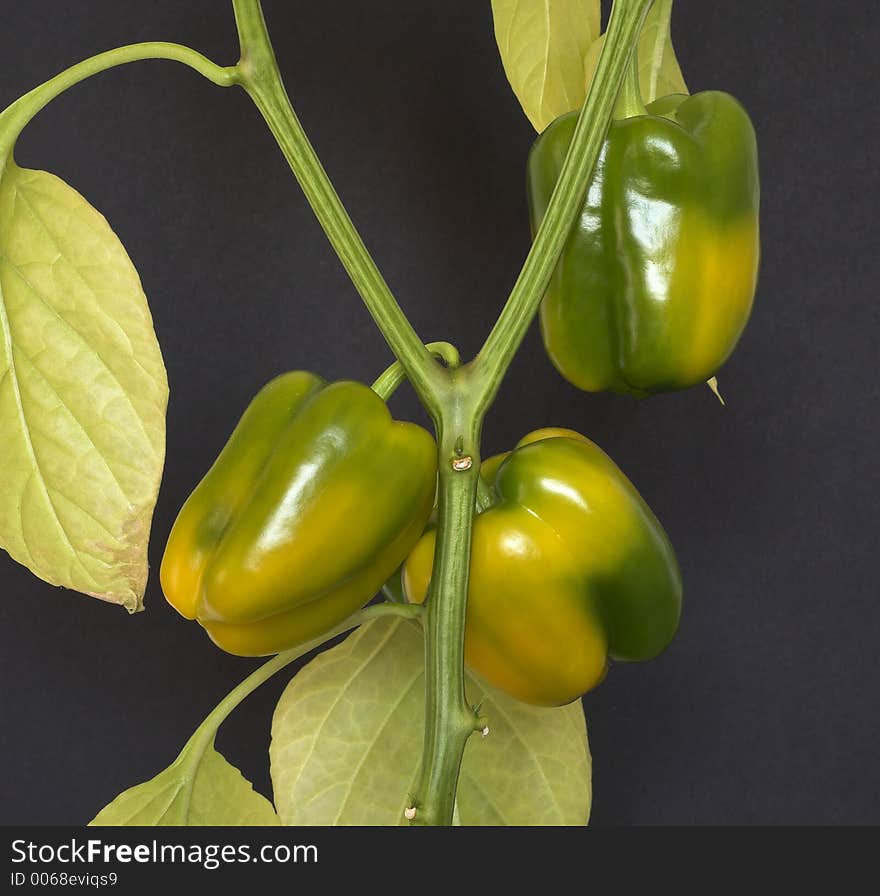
403 429 682 706
161 373 437 656
530 91 760 396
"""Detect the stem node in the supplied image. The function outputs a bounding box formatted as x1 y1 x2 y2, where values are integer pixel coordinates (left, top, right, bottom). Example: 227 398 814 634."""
451 455 473 472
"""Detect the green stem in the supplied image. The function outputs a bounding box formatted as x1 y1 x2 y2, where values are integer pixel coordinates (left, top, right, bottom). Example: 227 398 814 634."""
410 0 653 825
231 0 443 414
643 0 677 102
616 40 648 119
230 0 653 827
371 342 461 401
0 42 237 156
472 0 654 410
475 474 497 514
184 601 421 760
409 376 485 825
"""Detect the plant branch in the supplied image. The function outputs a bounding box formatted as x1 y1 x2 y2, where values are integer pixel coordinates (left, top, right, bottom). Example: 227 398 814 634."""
472 0 654 409
616 43 648 119
408 0 653 825
0 42 237 156
230 0 653 828
231 0 444 414
371 342 461 401
409 385 484 825
185 601 421 758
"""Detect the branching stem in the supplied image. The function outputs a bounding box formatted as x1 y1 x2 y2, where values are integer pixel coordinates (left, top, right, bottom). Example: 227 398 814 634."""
1 0 655 828
183 601 422 759
0 42 237 157
231 0 654 826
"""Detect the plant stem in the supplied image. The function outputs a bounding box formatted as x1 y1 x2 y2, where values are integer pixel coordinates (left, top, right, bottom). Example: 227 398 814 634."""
0 43 237 156
184 601 421 759
230 0 653 827
643 0 677 103
371 342 460 401
475 474 497 513
409 374 484 825
408 0 655 826
231 0 444 414
472 0 654 409
616 44 648 119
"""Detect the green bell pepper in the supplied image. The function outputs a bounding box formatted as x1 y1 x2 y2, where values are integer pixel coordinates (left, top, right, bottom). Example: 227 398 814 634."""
161 373 437 656
529 90 760 396
403 428 682 706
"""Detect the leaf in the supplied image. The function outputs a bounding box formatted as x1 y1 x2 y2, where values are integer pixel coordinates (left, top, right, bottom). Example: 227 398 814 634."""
270 617 591 826
491 0 601 133
0 158 167 610
90 737 280 826
458 678 591 825
584 0 687 105
635 0 687 102
270 617 425 826
89 626 344 826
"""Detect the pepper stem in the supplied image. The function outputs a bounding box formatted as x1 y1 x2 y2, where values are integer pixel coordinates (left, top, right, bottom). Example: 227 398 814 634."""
475 473 496 513
616 40 649 119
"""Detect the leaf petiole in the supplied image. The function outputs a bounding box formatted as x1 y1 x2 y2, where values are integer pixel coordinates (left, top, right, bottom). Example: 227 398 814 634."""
174 601 423 766
0 42 238 157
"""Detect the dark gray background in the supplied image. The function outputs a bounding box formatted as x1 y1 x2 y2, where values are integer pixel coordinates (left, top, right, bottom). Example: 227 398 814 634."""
1 1 876 826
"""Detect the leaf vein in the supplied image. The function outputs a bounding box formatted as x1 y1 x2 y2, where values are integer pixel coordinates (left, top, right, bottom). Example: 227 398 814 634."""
0 276 84 576
486 699 564 823
276 621 401 808
0 233 156 454
331 669 422 823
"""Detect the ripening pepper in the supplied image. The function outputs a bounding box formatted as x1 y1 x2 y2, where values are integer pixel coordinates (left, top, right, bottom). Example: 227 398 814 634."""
529 91 760 396
161 373 437 656
402 428 682 706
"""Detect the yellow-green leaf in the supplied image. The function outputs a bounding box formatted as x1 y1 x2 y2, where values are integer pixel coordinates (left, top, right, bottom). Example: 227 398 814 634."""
90 740 280 826
584 0 687 105
491 0 602 132
270 617 591 826
0 159 167 610
458 679 591 825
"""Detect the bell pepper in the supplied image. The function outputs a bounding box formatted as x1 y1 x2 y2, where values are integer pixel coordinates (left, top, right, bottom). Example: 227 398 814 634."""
529 90 760 396
161 373 437 656
402 428 681 706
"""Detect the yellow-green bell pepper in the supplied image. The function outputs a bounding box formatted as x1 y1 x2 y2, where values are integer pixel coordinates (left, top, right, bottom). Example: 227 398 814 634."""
161 372 437 656
530 91 760 395
403 428 682 706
